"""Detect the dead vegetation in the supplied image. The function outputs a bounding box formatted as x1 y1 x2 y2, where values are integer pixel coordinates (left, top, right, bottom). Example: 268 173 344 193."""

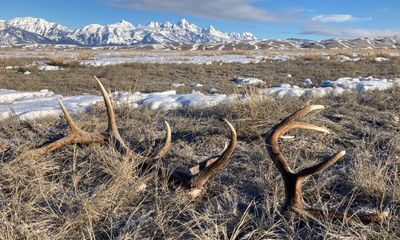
1 55 400 96
0 85 399 239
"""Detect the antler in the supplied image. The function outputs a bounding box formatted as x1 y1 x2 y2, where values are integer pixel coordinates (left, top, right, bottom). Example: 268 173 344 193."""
169 119 237 199
24 76 171 163
23 98 104 158
22 75 236 199
265 105 387 223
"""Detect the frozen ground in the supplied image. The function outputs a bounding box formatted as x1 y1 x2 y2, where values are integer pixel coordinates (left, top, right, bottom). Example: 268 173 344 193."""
0 76 399 121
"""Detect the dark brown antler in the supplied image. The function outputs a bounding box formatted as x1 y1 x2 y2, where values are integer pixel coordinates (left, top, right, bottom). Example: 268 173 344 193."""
169 119 237 199
265 105 387 223
24 76 171 162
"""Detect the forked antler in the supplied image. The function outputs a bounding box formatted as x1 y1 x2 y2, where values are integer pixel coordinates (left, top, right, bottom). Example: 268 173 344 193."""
23 76 237 199
24 76 172 163
265 105 387 223
169 119 237 199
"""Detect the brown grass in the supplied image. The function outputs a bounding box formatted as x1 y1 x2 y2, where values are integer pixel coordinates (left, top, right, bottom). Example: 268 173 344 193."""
0 86 399 239
48 57 81 68
1 56 400 96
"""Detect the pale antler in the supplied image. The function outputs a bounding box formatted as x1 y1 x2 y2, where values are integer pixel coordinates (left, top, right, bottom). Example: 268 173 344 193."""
24 76 171 163
265 105 387 223
169 119 237 199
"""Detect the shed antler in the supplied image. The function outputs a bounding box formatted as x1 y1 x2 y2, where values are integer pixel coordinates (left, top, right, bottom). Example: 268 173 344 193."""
169 119 237 199
265 105 387 223
23 75 237 199
24 76 171 163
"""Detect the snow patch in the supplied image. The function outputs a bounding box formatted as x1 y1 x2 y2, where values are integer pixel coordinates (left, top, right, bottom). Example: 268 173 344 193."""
38 65 62 71
190 83 203 88
234 77 264 86
375 57 388 62
0 76 399 121
303 79 313 86
336 55 361 62
171 83 185 88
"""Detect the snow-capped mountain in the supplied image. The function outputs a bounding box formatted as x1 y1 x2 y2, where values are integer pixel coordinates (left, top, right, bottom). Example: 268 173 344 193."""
0 17 257 46
0 26 52 45
7 17 70 41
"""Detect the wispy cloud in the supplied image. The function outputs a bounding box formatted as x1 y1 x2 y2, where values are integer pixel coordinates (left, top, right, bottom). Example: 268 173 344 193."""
312 14 354 23
108 0 282 23
301 25 400 38
312 14 371 23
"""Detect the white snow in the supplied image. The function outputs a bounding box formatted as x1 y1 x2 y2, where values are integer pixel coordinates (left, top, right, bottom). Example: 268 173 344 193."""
190 83 203 88
171 83 185 88
336 55 361 62
303 79 313 85
375 57 388 62
24 71 31 75
38 65 61 71
0 76 399 121
79 54 262 66
234 77 265 86
209 88 219 94
320 76 399 93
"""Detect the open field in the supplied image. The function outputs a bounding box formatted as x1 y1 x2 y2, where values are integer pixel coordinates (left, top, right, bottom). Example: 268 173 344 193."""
1 48 400 96
0 48 399 239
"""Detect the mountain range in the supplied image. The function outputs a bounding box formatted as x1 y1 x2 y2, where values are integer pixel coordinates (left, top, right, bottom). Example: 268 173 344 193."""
1 17 399 49
0 17 256 45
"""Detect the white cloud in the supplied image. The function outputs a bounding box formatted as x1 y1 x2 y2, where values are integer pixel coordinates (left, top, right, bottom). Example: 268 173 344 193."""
312 14 356 23
300 26 400 38
108 0 281 23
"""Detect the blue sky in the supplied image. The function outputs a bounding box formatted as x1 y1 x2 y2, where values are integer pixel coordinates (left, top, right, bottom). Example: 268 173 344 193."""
1 0 399 40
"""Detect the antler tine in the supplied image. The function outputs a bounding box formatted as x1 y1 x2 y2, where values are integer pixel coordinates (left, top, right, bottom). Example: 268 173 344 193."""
151 121 172 161
94 76 133 155
189 142 228 175
24 98 104 157
267 105 330 175
57 98 80 133
94 75 118 133
190 119 237 190
297 151 346 178
282 105 325 124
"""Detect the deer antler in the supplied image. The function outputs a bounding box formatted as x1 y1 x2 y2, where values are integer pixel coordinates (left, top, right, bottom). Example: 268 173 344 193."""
22 75 235 199
265 105 387 223
169 119 237 199
24 76 171 163
23 98 104 158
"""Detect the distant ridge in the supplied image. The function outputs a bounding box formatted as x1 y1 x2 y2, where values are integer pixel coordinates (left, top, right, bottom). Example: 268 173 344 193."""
1 17 399 49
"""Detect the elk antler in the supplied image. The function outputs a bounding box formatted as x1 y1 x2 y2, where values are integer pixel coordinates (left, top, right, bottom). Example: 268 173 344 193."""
169 119 237 199
265 105 387 223
24 76 171 163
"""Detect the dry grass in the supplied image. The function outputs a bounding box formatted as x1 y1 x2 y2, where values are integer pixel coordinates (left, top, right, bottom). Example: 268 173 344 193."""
48 57 81 68
1 56 400 96
0 86 399 239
